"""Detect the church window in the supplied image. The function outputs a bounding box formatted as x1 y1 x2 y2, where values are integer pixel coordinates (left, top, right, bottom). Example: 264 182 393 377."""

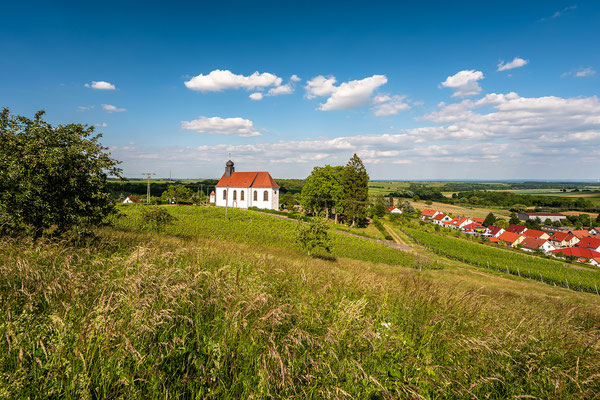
241 191 245 201
254 191 258 201
263 190 268 201
222 190 226 200
233 190 237 201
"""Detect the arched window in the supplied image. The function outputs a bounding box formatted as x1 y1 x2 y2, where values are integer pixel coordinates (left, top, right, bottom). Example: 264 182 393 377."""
240 191 245 201
222 190 226 200
253 190 258 201
233 190 237 201
263 190 269 201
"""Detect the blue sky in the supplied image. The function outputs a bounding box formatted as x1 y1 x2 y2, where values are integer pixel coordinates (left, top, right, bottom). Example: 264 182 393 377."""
1 1 599 180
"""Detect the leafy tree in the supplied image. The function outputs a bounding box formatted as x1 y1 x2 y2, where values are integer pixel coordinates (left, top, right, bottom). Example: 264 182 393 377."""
370 195 387 218
300 165 344 218
280 192 297 211
509 212 520 225
0 109 121 237
160 184 196 204
483 212 496 227
141 207 177 232
294 218 331 256
495 219 509 229
401 200 415 214
544 218 553 226
341 154 369 226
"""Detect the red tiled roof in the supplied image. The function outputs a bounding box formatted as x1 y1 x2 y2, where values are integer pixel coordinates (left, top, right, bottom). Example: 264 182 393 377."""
521 237 548 250
551 247 600 261
576 237 600 250
498 231 522 244
216 172 279 188
569 230 590 239
549 232 575 242
523 212 565 217
386 206 397 212
448 216 469 226
522 229 546 239
433 213 446 220
471 217 485 224
421 209 438 217
507 224 527 234
489 237 500 243
488 226 504 236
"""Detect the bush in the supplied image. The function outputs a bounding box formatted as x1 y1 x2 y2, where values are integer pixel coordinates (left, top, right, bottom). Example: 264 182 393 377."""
141 207 177 232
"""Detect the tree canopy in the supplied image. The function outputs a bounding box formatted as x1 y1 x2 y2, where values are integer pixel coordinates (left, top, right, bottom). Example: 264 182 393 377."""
341 154 369 226
0 109 121 237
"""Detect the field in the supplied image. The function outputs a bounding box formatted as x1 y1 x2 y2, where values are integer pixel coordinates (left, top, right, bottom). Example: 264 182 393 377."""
1 205 600 398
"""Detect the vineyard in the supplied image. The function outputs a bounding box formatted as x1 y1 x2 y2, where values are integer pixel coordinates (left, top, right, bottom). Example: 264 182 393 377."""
113 205 442 270
401 225 600 294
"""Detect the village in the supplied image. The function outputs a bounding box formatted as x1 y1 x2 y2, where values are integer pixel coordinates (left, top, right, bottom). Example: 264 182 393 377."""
413 208 600 266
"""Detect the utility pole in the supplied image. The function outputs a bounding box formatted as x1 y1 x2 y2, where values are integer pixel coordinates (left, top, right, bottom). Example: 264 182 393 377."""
142 172 156 204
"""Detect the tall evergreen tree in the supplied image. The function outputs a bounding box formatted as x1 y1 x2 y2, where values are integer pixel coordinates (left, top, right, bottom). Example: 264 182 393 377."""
300 165 344 218
341 154 369 226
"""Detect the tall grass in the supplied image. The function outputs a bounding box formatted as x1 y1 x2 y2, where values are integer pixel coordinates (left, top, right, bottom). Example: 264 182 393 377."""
1 227 599 398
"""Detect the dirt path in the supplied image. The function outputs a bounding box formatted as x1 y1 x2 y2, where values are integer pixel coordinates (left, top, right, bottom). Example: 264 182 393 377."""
383 224 413 252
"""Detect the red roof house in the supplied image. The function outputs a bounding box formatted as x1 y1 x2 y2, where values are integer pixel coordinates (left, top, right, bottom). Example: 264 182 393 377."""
498 231 525 247
522 229 549 240
575 237 600 252
420 209 439 219
548 232 579 247
487 226 505 237
507 224 528 235
551 247 600 265
521 237 555 253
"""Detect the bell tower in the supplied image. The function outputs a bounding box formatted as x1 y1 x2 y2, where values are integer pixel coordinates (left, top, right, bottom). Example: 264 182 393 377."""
224 159 235 177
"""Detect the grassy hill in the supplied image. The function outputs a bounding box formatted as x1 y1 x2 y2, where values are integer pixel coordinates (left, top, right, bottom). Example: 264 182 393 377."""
1 205 599 398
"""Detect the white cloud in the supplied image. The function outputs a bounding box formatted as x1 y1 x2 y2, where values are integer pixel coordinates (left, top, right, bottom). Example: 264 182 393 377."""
372 95 410 116
575 67 596 77
267 84 293 96
249 92 263 101
441 70 484 97
180 116 262 137
540 5 577 21
306 74 388 110
290 74 301 82
77 105 94 111
94 122 107 127
497 57 529 71
102 104 126 113
184 69 282 92
85 81 116 90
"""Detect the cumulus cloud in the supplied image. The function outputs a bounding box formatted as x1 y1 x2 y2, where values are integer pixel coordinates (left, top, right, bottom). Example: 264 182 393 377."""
372 95 410 116
267 84 294 96
184 69 283 92
180 117 262 137
85 81 116 90
249 92 263 101
305 74 388 110
497 57 528 71
290 74 301 82
441 70 484 97
102 104 126 113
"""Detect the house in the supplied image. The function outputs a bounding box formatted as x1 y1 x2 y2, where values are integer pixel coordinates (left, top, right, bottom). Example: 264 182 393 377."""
518 212 566 223
471 217 485 225
522 229 550 240
446 216 473 229
462 223 488 235
575 237 600 252
548 232 579 248
569 230 591 240
520 237 556 253
591 227 600 235
215 160 280 210
386 206 403 214
506 224 528 235
433 213 452 225
498 231 525 247
420 209 439 220
209 191 216 203
487 226 505 237
550 247 600 266
488 237 500 244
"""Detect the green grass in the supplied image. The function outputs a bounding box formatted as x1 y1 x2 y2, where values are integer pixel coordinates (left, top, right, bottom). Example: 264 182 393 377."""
1 206 600 398
112 205 440 270
401 224 600 293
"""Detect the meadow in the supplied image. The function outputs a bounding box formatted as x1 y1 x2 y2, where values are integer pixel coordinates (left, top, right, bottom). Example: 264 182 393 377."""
1 205 600 398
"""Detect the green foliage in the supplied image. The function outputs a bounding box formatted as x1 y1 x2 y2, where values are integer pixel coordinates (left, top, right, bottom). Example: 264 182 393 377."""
495 219 509 229
509 212 520 225
295 218 331 255
370 195 387 218
372 218 393 240
400 200 416 214
483 212 496 227
0 109 121 237
141 207 177 231
160 184 199 204
300 165 344 217
342 154 369 226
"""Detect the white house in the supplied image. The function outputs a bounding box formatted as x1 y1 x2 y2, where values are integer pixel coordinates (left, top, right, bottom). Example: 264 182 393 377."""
122 196 134 204
215 160 280 210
